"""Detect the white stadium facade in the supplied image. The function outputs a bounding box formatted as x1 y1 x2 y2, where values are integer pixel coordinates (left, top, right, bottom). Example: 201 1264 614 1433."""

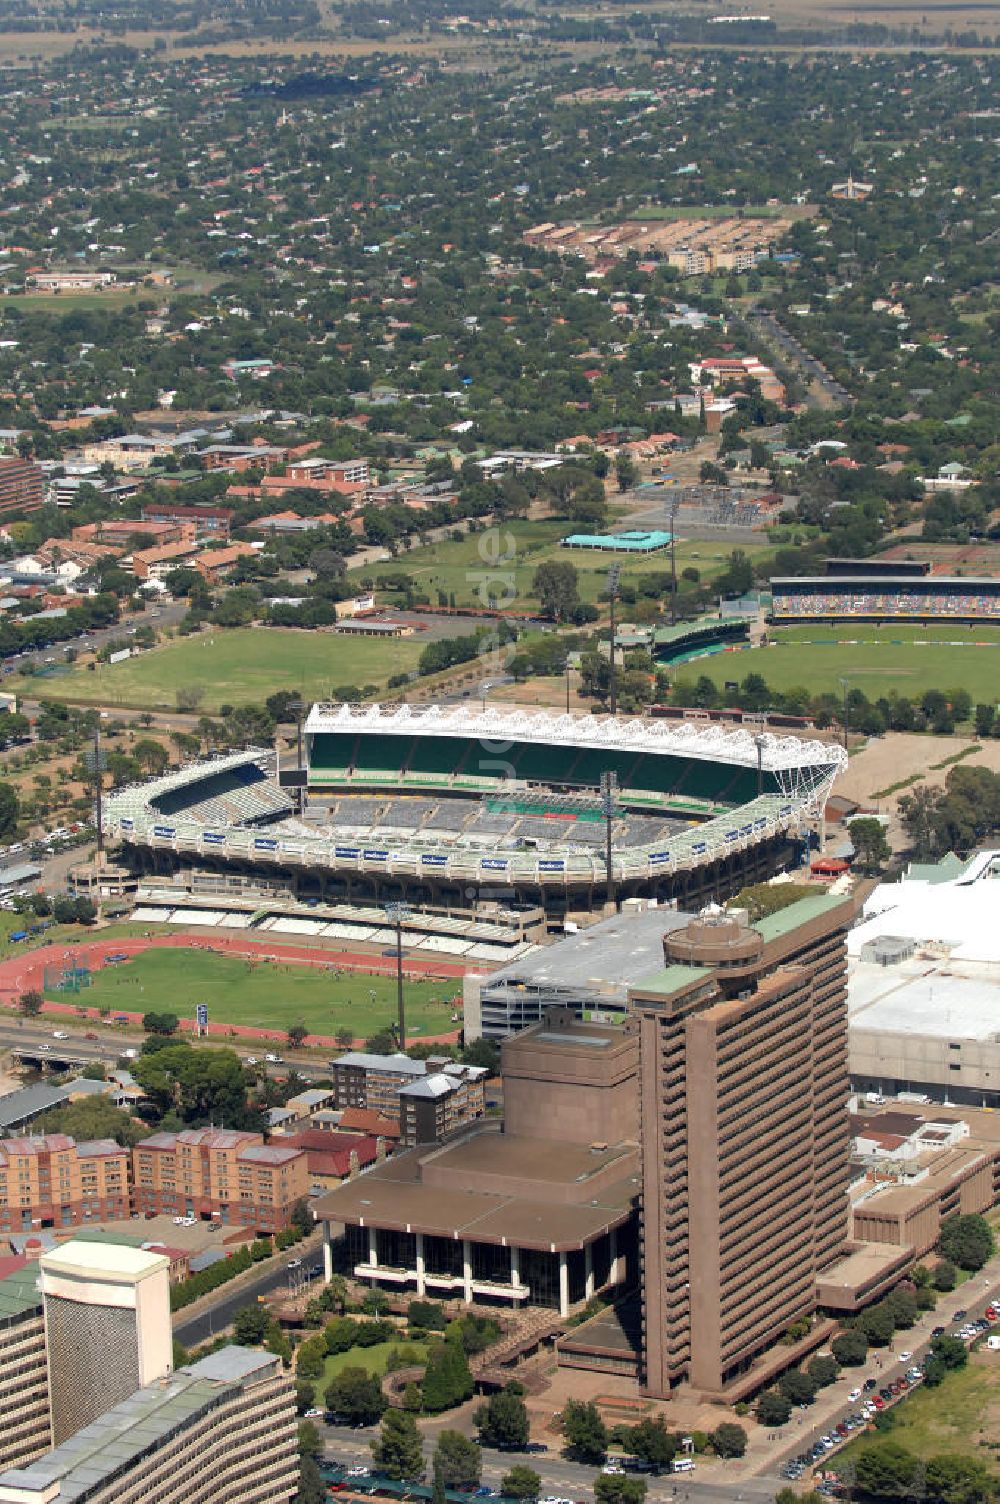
103 703 846 921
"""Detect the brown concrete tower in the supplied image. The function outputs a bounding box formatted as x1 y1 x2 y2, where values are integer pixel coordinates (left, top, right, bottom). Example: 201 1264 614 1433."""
630 891 860 1399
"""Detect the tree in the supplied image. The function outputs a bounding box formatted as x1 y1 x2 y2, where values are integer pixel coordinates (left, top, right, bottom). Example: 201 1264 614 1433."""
934 1259 958 1292
325 1366 387 1426
295 1455 327 1504
298 1420 323 1459
593 1474 646 1504
939 1213 994 1272
142 1011 179 1036
38 1095 148 1148
717 549 753 597
562 1399 608 1463
474 1387 529 1450
614 453 638 492
133 738 169 775
132 1042 256 1128
806 1354 839 1389
287 1023 309 1049
824 1335 866 1371
409 1301 448 1333
295 1379 317 1415
756 1390 792 1427
849 817 892 873
621 1418 676 1469
532 561 580 622
421 1337 473 1413
0 781 19 840
371 1409 424 1481
854 1440 919 1500
856 1303 895 1347
925 1454 994 1504
710 1423 747 1459
778 1369 816 1407
233 1305 270 1344
929 1334 968 1372
502 1467 541 1501
18 990 43 1018
434 1431 481 1490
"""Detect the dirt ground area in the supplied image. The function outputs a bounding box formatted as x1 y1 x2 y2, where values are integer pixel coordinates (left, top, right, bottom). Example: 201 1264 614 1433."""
837 732 1000 847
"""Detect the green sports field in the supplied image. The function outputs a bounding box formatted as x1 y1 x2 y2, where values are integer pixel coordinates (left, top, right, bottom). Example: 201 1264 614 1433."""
673 623 1000 702
357 518 774 612
14 628 425 713
42 948 460 1042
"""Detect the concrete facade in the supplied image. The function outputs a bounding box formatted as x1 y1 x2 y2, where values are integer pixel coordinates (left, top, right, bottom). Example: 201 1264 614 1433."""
630 892 861 1399
40 1240 172 1445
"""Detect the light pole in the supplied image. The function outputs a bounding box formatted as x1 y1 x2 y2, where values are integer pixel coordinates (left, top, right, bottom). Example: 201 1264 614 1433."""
755 732 767 797
668 496 680 626
384 901 409 1051
839 678 850 753
607 562 622 716
565 660 572 714
601 770 619 914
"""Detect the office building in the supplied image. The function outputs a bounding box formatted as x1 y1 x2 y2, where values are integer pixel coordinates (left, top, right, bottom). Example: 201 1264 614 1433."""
315 1012 639 1315
630 891 861 1399
40 1240 172 1444
132 1127 308 1232
0 457 44 519
0 1258 50 1471
0 1346 298 1504
330 1051 487 1138
0 1135 130 1235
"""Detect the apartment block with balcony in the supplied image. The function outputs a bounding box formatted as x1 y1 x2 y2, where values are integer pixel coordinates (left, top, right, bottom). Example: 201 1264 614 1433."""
0 1346 298 1504
0 1135 130 1235
630 891 862 1401
0 456 44 519
132 1128 308 1232
0 1259 50 1473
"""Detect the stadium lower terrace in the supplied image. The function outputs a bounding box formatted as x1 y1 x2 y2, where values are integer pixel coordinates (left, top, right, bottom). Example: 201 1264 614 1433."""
103 705 845 922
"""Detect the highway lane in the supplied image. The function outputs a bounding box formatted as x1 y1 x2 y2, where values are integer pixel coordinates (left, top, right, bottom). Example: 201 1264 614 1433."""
0 1019 326 1081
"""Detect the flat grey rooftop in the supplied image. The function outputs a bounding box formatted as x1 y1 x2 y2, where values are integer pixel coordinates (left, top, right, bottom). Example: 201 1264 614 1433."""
481 906 692 1001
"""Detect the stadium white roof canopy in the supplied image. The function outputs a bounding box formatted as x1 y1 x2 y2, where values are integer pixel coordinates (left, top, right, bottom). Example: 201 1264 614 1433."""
304 702 847 778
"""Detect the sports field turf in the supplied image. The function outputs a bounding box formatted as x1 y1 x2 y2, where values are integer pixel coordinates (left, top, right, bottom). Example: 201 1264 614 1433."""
16 628 425 712
672 623 1000 702
41 948 460 1041
351 519 773 612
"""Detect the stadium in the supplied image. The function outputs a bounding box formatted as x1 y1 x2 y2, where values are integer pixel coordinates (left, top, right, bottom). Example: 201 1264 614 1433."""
103 703 846 925
770 574 1000 623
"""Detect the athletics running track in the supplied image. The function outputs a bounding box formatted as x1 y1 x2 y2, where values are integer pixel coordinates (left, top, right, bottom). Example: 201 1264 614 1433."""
0 934 473 1048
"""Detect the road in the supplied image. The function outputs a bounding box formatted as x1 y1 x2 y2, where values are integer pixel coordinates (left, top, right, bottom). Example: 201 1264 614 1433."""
321 1428 780 1504
748 311 852 408
0 1017 326 1081
173 1233 325 1346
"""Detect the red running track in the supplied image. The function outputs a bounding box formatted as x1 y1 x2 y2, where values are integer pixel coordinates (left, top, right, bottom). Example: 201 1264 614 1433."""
0 934 476 1048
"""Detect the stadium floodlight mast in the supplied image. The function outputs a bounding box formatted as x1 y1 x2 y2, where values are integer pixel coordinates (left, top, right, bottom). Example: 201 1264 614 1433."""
838 677 850 753
606 562 622 715
384 901 410 1051
755 732 767 797
667 495 680 626
600 770 619 914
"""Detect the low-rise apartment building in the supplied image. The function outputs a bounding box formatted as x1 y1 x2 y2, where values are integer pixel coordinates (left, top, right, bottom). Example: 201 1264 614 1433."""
140 501 234 537
132 1128 308 1233
0 1346 297 1504
0 1136 130 1235
330 1051 487 1139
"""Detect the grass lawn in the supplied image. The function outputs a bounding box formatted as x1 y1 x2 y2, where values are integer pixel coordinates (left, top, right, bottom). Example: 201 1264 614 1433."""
320 1340 428 1391
837 1356 1000 1468
40 947 460 1041
360 519 773 613
0 914 158 962
670 623 1000 702
11 628 426 713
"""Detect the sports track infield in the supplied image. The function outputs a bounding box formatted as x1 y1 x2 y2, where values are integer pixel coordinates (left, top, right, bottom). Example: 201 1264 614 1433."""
0 936 466 1045
673 623 1000 702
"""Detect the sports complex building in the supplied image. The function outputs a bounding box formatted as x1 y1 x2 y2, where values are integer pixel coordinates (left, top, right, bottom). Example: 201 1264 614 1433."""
102 704 845 925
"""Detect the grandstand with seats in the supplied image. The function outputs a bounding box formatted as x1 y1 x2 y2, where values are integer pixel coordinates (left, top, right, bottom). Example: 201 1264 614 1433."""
770 575 1000 623
104 705 846 919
